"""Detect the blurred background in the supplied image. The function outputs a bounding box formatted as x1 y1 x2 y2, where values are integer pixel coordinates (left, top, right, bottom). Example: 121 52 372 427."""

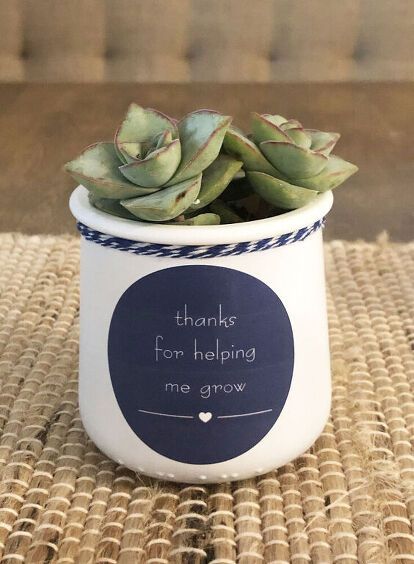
0 0 412 239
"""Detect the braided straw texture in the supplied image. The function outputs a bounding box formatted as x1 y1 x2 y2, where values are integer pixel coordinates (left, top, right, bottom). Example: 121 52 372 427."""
0 233 413 564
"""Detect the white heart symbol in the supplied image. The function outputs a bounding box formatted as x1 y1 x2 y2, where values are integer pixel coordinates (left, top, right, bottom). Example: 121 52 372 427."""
199 412 212 423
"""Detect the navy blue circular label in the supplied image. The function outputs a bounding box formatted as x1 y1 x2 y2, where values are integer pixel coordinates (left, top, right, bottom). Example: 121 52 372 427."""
108 266 294 465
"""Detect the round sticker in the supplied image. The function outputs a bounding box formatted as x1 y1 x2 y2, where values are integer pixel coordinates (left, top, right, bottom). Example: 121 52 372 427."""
108 265 294 465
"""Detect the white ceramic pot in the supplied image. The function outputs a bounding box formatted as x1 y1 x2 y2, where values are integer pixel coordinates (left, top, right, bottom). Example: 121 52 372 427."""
70 185 333 483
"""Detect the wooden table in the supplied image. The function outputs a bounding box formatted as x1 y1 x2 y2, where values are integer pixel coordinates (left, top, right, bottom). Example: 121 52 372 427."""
0 83 412 240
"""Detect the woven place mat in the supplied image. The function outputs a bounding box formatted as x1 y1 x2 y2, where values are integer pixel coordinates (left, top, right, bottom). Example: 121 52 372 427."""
0 233 413 564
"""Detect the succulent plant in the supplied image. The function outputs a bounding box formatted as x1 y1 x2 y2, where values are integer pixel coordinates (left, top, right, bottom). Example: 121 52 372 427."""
66 105 358 224
223 113 358 210
65 104 242 224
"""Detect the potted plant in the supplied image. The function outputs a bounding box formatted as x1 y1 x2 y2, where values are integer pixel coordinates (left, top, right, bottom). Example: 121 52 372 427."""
67 104 357 483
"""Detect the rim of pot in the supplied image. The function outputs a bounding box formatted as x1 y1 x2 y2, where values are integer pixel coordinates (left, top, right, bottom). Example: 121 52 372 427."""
69 185 333 246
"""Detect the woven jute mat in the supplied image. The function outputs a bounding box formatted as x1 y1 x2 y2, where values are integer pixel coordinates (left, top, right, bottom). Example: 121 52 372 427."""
0 233 413 564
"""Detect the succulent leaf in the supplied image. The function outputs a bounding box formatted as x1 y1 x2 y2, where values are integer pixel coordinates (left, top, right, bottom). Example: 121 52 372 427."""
88 194 137 220
223 127 281 175
191 154 242 211
306 130 340 156
155 129 174 149
285 128 312 149
115 103 177 162
119 139 181 187
296 155 358 192
121 174 202 222
260 141 328 179
116 142 142 163
209 200 244 223
247 172 319 210
64 142 159 199
263 114 288 127
280 119 303 130
173 213 221 225
251 113 291 144
169 111 232 184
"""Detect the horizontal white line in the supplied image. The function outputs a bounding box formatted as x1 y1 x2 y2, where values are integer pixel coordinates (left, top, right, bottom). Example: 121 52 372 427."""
138 410 194 419
217 409 273 419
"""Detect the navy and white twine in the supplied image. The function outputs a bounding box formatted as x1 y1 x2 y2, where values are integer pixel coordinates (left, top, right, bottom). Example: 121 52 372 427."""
77 218 324 259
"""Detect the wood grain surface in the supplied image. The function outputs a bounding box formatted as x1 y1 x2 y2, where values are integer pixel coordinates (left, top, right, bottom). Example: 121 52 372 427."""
0 82 412 240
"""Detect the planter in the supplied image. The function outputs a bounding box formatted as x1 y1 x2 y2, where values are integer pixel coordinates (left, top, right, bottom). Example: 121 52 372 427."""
70 185 333 483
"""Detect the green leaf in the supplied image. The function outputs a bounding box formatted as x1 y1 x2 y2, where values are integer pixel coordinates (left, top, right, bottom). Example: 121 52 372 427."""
119 139 181 187
155 129 174 149
190 154 242 211
306 130 340 156
263 114 288 127
64 142 159 199
280 119 303 130
247 171 319 210
88 194 137 220
170 213 221 225
169 111 232 184
209 200 244 223
260 141 328 179
223 127 280 175
115 103 177 162
116 142 142 164
251 112 291 144
121 175 201 222
296 155 358 192
285 128 312 149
